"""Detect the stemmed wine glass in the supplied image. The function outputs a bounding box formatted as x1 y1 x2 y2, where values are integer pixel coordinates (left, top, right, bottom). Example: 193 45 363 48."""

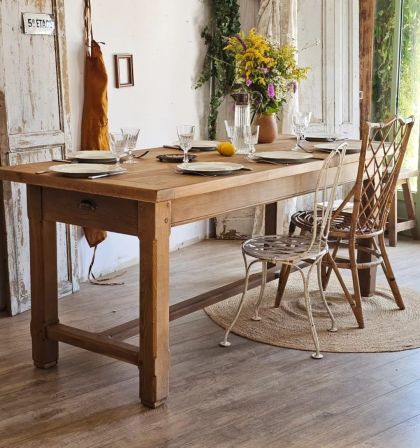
109 132 128 168
177 125 195 164
292 112 312 151
121 127 140 164
244 124 260 155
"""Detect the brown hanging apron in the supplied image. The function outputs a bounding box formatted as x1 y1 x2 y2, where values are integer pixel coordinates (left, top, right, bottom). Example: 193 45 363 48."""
81 0 112 282
81 1 110 152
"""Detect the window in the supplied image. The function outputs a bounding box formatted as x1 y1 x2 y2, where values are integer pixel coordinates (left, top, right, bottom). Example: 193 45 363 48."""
372 0 420 192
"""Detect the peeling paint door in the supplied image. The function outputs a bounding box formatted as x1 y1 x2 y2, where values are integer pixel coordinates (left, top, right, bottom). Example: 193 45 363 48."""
0 0 78 315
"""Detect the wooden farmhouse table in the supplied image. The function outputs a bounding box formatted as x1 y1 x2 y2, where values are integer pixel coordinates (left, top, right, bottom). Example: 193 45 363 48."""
0 139 374 408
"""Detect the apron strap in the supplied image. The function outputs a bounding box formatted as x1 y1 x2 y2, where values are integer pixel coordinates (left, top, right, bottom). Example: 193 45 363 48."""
87 245 125 286
84 0 94 56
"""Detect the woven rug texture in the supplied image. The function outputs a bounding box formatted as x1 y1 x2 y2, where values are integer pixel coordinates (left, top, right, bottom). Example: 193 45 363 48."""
205 272 420 353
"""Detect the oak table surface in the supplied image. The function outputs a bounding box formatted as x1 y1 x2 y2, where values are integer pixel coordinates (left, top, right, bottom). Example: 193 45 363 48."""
0 138 364 408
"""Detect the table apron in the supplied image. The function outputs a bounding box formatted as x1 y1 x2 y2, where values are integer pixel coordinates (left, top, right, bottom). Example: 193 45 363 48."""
42 188 139 235
171 164 357 226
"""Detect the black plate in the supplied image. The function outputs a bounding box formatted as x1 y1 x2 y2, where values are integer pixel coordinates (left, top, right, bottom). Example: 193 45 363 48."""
305 137 337 142
157 153 197 163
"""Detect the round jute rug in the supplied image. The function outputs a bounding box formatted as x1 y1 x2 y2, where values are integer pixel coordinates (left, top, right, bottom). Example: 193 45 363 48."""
205 273 420 353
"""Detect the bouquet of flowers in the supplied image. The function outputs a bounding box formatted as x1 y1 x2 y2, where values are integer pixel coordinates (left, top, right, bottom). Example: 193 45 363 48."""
224 29 309 115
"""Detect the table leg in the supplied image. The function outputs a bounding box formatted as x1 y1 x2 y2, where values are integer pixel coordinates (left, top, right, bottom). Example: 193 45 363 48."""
27 186 59 369
265 202 277 235
138 201 171 408
357 238 376 297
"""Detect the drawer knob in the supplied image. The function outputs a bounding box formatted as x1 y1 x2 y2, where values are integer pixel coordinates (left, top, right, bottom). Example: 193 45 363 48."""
79 199 96 211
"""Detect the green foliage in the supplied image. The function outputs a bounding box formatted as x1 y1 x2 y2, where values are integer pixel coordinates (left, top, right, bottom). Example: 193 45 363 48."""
372 0 396 122
399 0 420 172
195 0 240 139
372 0 420 178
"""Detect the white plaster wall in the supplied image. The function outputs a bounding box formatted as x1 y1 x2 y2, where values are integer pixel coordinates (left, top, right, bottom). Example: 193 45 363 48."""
65 0 210 280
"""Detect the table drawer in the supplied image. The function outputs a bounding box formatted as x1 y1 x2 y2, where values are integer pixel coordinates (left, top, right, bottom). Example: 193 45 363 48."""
42 188 139 235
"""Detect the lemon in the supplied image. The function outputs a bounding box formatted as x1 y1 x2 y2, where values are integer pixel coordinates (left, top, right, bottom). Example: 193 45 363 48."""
217 141 236 157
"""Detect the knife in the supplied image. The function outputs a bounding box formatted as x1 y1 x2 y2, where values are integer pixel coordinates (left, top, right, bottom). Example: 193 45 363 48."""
88 170 127 179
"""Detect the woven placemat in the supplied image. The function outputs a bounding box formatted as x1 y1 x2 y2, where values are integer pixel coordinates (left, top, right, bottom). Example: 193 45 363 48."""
205 273 420 353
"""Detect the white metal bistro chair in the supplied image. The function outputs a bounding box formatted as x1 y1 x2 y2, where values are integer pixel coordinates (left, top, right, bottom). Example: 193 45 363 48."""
219 143 348 359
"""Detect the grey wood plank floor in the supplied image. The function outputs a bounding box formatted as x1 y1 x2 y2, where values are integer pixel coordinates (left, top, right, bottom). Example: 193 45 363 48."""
0 239 419 448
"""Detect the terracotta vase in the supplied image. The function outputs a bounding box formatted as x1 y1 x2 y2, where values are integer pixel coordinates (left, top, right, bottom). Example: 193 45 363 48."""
255 113 278 144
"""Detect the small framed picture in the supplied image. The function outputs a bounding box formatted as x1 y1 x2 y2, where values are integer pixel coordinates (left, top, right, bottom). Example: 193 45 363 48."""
114 54 134 88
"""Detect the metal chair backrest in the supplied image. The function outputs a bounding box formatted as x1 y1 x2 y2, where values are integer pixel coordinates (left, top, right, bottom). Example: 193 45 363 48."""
306 143 348 256
351 116 415 235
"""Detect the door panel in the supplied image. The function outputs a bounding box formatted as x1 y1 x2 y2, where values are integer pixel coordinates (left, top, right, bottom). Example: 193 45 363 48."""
0 0 78 315
3 1 61 134
298 0 360 138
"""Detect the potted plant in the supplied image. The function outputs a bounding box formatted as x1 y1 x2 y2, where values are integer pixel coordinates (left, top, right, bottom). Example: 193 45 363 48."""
224 29 309 143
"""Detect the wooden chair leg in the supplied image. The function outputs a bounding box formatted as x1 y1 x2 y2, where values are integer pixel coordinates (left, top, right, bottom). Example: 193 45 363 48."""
387 192 398 247
322 239 341 290
349 242 365 329
378 233 405 310
275 264 291 307
402 181 418 240
325 252 355 309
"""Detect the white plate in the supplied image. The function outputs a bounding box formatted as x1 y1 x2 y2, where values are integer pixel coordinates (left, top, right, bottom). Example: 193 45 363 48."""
177 162 244 173
72 151 116 161
314 141 362 152
192 140 219 149
49 163 123 178
254 151 313 160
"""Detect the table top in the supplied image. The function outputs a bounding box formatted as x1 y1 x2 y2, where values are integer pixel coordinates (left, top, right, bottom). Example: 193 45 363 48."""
0 137 361 203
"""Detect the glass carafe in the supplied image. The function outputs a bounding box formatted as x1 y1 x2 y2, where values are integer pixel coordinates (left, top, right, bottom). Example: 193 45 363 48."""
231 91 262 154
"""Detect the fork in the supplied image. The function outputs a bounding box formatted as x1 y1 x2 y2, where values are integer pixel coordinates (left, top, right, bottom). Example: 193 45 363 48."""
133 150 149 159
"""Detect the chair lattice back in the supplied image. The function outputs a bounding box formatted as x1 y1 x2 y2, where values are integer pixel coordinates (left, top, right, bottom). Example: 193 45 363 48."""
308 143 348 255
350 116 415 235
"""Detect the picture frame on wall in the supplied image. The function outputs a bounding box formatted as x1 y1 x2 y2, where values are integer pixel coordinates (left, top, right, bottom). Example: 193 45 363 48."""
114 54 134 88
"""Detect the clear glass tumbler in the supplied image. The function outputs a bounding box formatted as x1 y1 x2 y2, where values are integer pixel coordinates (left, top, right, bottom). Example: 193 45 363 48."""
121 127 140 164
109 132 128 168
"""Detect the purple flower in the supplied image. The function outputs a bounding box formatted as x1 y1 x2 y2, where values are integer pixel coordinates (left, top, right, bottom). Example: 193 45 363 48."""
246 78 253 87
261 67 269 74
267 83 276 98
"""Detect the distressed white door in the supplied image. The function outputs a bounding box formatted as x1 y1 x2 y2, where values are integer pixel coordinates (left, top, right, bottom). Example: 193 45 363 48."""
298 0 360 138
0 0 78 315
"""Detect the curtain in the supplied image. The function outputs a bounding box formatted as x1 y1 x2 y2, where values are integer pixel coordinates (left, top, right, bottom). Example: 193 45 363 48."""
252 0 314 236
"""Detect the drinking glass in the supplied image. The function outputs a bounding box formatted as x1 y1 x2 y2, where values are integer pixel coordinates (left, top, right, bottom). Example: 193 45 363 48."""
121 127 140 164
244 125 260 155
109 132 128 168
177 125 195 163
224 120 234 142
292 112 312 150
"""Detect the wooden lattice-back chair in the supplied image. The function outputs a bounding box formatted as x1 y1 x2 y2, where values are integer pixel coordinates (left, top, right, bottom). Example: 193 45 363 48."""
287 116 415 329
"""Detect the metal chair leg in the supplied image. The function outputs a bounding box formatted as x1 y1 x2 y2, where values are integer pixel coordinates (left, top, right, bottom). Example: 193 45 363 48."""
316 260 337 332
297 266 323 359
219 259 259 348
251 261 268 321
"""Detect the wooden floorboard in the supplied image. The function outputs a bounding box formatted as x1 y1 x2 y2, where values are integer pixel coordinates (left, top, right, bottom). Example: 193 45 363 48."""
0 239 419 448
